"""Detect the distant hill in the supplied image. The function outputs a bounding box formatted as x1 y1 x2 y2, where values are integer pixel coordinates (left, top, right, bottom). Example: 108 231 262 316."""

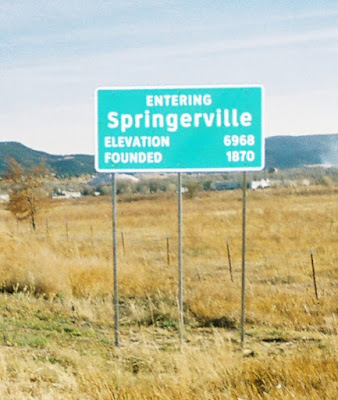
266 134 337 169
0 134 337 176
0 142 95 177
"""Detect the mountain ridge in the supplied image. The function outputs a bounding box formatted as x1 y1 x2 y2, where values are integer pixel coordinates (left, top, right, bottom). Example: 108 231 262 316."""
265 134 337 169
0 134 337 176
0 141 95 176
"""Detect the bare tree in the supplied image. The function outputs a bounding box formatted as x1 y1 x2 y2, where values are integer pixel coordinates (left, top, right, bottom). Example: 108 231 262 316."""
5 158 50 231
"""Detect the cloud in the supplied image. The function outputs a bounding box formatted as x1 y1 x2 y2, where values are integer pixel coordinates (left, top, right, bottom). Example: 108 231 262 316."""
269 8 338 22
0 0 166 29
267 90 338 137
154 28 338 58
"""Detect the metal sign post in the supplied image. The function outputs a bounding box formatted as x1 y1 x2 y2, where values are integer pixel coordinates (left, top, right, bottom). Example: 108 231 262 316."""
111 173 119 347
94 85 264 347
240 171 247 348
178 173 184 345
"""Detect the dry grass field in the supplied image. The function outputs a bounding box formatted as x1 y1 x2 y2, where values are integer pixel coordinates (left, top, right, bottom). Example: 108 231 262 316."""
0 184 337 399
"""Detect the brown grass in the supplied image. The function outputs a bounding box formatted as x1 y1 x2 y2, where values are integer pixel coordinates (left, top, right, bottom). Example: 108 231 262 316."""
0 185 337 398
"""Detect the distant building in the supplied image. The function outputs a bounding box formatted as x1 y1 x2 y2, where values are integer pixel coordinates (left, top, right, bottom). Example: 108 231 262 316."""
214 179 271 191
52 190 82 199
250 179 271 190
88 174 139 186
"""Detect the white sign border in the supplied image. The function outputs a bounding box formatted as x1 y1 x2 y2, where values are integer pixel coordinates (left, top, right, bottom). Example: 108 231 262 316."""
95 84 265 173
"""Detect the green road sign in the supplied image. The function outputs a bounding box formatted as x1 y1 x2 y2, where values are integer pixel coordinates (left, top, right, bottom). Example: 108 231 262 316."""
95 85 264 173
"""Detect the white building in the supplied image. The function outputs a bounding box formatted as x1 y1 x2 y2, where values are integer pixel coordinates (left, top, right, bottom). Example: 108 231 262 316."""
52 190 82 199
250 179 271 190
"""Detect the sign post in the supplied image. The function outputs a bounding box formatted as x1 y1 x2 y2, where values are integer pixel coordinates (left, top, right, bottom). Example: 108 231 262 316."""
177 172 184 345
111 173 119 347
240 172 247 348
95 85 264 347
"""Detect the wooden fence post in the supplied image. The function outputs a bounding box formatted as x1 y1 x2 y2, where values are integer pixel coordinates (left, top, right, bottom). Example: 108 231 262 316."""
226 238 234 282
310 247 319 300
121 231 126 255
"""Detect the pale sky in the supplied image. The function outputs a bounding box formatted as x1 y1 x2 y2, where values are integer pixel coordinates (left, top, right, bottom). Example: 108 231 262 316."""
1 0 337 155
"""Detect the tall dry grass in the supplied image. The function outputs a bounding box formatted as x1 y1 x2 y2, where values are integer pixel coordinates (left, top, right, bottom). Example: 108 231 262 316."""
0 185 337 398
1 187 336 323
